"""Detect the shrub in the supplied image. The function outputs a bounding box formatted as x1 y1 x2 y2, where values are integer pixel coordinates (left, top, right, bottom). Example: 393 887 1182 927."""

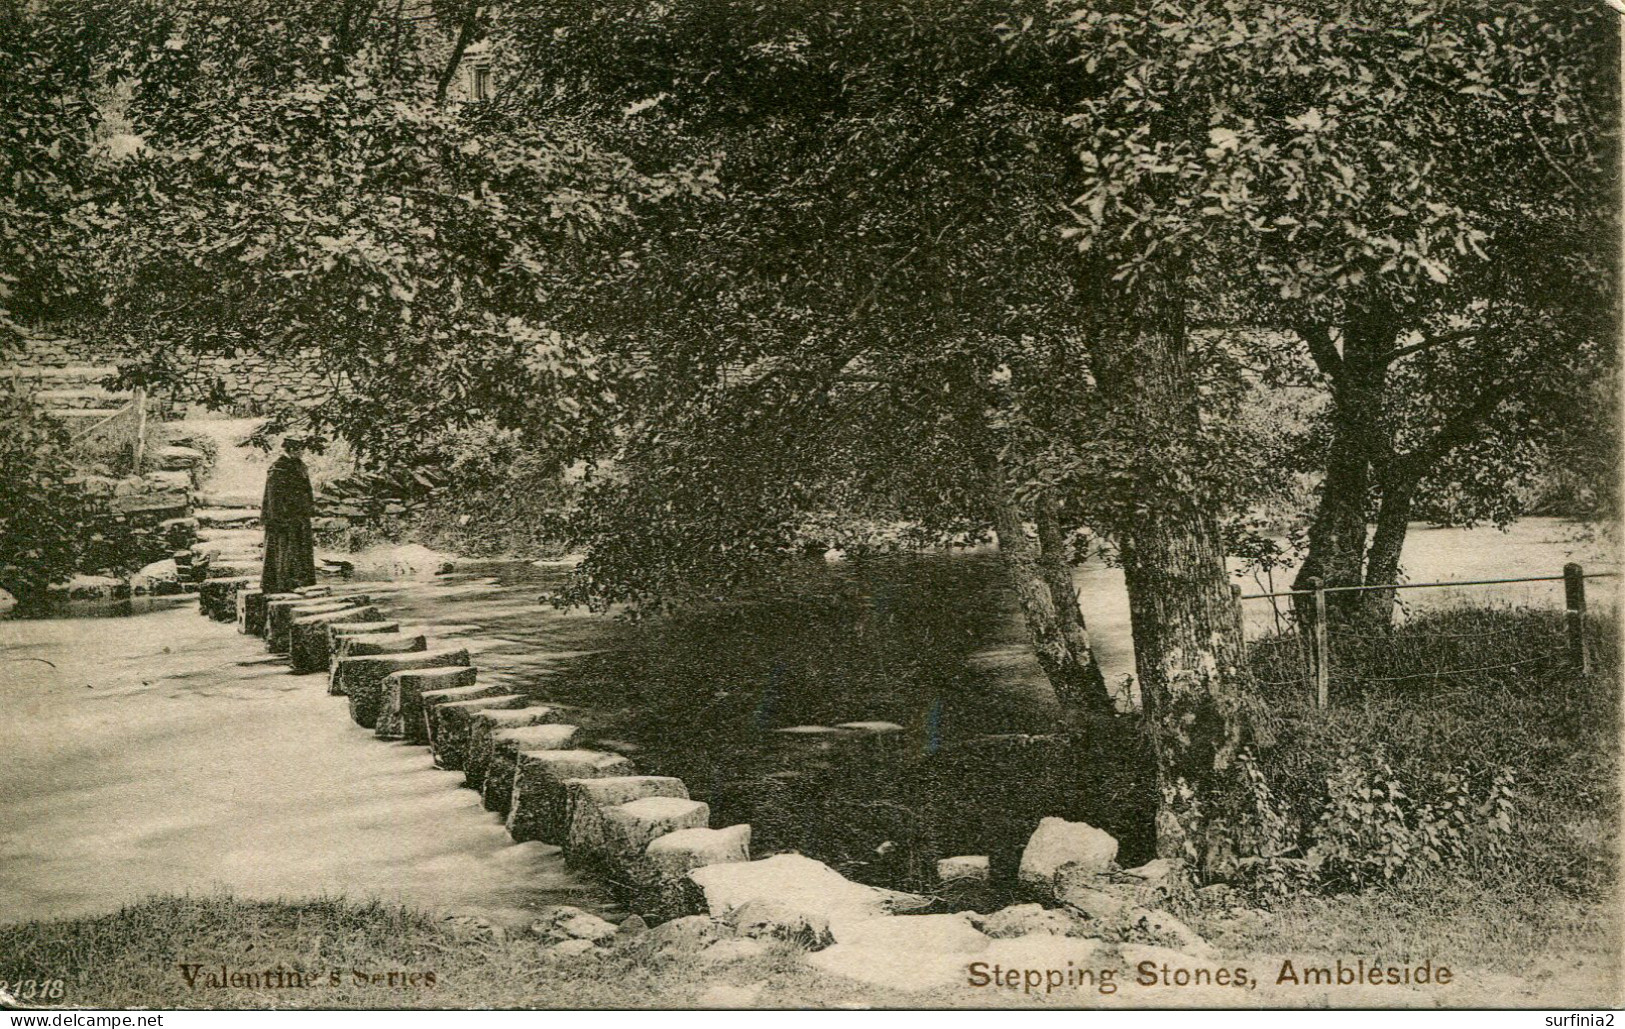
0 383 90 601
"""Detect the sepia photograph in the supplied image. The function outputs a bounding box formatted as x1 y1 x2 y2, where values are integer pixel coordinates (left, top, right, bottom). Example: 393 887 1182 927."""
0 0 1620 1014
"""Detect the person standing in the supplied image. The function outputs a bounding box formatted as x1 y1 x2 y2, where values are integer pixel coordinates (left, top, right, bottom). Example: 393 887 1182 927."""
260 436 317 594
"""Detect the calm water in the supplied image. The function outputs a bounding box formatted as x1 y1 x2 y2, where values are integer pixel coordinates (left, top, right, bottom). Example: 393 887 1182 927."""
3 518 1613 923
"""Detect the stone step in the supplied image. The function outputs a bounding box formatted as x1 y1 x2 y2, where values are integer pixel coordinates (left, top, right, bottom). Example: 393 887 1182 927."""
381 668 481 743
464 708 571 793
506 750 637 845
195 508 261 528
429 695 531 770
12 364 119 380
36 387 128 408
476 721 580 812
46 406 128 424
338 648 472 729
195 492 260 510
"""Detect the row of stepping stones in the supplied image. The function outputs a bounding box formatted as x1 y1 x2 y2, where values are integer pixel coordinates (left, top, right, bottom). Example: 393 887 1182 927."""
197 577 755 923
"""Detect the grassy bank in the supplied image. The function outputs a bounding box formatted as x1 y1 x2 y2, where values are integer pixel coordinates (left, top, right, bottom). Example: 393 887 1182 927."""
0 894 902 1010
1200 606 1621 986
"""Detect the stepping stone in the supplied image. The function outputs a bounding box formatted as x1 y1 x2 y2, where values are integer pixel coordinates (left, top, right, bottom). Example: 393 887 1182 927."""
292 585 332 597
377 667 479 742
267 597 370 654
206 561 259 580
289 606 386 673
237 588 264 635
336 647 471 729
328 620 402 646
506 750 636 845
632 825 752 920
329 631 426 679
465 708 570 791
598 797 710 876
199 576 255 622
329 631 427 686
478 722 579 812
563 776 690 865
250 592 308 637
429 695 528 771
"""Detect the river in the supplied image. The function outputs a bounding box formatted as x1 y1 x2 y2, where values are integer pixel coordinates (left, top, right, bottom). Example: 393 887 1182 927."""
0 518 1614 927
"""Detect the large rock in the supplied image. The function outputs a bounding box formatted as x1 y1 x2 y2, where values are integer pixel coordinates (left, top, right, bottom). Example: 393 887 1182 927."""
631 824 751 921
598 797 710 874
328 633 430 694
530 906 618 947
806 913 989 988
506 750 637 844
337 647 472 728
561 776 690 863
1018 817 1118 900
429 694 528 770
937 855 990 886
974 903 1093 939
464 707 569 790
687 854 929 943
476 722 580 811
251 590 324 638
645 915 726 953
289 606 385 673
379 667 480 742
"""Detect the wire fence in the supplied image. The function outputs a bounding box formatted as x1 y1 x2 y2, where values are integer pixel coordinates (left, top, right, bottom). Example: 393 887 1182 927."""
1238 563 1618 709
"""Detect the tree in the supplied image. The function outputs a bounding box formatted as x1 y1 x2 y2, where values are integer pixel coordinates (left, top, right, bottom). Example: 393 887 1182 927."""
1162 0 1617 623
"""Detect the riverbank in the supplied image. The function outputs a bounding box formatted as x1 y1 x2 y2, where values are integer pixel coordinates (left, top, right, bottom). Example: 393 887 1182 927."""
1 884 1613 1009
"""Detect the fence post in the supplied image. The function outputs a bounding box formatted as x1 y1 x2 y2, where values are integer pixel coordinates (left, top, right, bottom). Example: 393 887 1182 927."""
1308 576 1330 709
1564 562 1588 675
131 386 147 474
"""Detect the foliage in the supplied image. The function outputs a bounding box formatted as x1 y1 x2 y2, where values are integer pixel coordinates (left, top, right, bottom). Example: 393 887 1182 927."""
0 384 90 601
1230 606 1617 900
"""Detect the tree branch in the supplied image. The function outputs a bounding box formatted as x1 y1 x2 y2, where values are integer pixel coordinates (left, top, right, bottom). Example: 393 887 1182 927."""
434 2 480 103
1297 322 1342 379
1383 326 1502 364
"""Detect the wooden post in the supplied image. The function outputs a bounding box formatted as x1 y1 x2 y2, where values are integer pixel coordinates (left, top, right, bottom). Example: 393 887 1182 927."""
132 386 147 473
1564 562 1588 675
1309 576 1330 709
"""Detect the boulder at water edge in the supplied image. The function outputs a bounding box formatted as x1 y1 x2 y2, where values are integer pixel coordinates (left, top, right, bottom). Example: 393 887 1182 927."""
686 853 929 945
807 913 989 989
1018 817 1118 900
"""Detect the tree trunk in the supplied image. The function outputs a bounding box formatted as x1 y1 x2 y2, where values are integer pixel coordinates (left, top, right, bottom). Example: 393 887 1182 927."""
1293 315 1398 625
1095 265 1256 864
1359 470 1417 625
983 455 1111 713
1035 494 1115 715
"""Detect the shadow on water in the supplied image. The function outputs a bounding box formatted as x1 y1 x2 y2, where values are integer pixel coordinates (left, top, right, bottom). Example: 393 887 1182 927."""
391 551 1158 901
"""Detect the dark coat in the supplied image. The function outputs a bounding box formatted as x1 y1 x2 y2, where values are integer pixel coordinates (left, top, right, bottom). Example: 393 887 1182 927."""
261 455 316 594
